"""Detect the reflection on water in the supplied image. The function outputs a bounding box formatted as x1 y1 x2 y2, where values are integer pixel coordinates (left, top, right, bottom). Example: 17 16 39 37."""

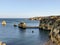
18 28 26 32
0 18 50 45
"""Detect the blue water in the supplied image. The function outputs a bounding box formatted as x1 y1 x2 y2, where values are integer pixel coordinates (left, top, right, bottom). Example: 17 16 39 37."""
0 18 50 45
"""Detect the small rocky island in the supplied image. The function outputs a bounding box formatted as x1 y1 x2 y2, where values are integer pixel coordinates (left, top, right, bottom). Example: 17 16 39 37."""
29 16 60 45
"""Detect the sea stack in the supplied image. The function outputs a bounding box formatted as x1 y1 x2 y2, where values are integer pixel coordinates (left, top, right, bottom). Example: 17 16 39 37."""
2 20 6 25
18 22 26 29
0 41 6 45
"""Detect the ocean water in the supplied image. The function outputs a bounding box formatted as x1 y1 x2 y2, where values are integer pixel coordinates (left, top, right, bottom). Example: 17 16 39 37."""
0 18 50 45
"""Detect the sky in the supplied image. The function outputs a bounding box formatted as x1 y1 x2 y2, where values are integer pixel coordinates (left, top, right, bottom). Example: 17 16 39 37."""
0 0 60 18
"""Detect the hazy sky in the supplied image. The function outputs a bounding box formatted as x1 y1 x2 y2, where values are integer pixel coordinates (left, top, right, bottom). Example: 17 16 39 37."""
0 0 60 18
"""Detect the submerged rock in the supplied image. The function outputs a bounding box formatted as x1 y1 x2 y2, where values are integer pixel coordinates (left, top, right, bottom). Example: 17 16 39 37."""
14 24 17 27
32 31 34 33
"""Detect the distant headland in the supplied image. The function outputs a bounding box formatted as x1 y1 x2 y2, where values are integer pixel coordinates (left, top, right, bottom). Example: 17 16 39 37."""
29 16 60 20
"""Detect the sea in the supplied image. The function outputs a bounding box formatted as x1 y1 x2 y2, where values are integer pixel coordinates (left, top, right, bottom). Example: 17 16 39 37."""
0 18 50 45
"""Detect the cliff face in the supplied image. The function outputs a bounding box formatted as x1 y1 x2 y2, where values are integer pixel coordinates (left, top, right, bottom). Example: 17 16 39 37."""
50 19 60 45
38 16 60 45
39 16 59 29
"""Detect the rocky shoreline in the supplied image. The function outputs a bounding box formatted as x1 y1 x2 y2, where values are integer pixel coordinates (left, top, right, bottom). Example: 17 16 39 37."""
30 16 60 45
